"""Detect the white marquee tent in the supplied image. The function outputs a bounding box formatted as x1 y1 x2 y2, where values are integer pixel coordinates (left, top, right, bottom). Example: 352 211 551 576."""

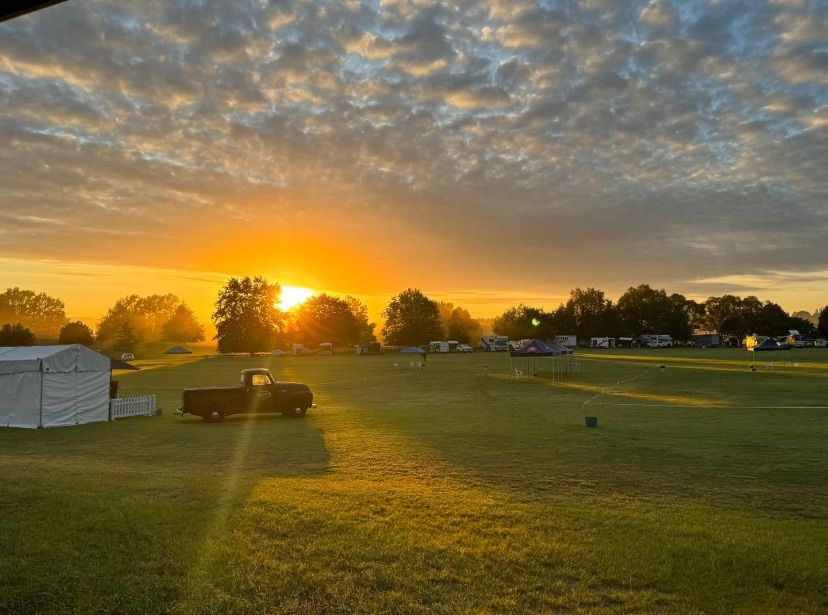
0 345 111 429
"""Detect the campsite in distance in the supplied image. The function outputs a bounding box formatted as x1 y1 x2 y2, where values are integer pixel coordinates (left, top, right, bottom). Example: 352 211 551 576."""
2 1 828 614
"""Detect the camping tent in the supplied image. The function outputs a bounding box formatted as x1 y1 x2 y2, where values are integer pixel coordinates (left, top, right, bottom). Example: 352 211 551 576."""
164 346 192 355
0 345 111 429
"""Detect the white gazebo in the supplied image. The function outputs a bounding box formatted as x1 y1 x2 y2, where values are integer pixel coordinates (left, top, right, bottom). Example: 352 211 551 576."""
0 345 111 429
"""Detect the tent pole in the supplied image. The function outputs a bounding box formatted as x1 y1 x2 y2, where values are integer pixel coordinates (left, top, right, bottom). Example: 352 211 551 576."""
38 359 43 429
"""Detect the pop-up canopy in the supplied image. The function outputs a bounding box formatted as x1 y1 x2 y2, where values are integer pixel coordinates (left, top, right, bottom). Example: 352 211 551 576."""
0 345 111 429
509 339 574 379
749 338 791 352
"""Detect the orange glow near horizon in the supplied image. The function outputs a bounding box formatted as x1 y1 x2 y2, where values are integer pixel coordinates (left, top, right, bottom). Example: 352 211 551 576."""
277 285 316 311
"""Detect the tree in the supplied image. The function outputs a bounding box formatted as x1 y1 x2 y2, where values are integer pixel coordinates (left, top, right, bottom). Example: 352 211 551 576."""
213 277 285 353
818 306 828 339
97 293 180 346
344 295 376 344
114 322 140 353
564 288 626 339
492 305 553 341
0 287 66 339
439 302 483 343
446 306 483 344
792 310 817 325
293 294 363 346
0 323 35 346
617 285 675 337
161 304 205 343
753 301 791 336
381 289 443 346
702 295 743 335
58 321 95 346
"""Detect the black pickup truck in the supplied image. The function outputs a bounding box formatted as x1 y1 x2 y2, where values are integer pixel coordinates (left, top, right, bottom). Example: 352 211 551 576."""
176 368 315 422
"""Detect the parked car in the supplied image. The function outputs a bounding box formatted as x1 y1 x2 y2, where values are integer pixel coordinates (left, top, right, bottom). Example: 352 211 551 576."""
120 352 135 361
457 344 473 353
176 368 315 422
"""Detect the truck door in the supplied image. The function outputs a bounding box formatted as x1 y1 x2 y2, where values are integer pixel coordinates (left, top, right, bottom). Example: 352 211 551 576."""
246 372 275 412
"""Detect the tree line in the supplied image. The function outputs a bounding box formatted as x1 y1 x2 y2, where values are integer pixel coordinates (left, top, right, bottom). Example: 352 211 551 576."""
0 287 204 350
491 286 825 343
210 281 485 351
1 282 827 352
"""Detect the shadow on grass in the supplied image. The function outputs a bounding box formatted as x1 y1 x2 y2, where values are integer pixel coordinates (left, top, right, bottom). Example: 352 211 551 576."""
0 410 331 613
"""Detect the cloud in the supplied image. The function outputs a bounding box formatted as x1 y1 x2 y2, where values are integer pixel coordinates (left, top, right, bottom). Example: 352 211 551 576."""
0 0 825 310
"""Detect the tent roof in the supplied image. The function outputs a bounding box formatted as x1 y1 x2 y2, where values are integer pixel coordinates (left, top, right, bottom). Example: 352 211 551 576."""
0 344 111 374
544 339 574 354
164 346 192 354
399 346 426 354
511 339 562 357
111 358 140 371
750 338 791 351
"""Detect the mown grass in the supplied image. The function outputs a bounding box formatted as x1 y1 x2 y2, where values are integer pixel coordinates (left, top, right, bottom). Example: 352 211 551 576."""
1 348 826 613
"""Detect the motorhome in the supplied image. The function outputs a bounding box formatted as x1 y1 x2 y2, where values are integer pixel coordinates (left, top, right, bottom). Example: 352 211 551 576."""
590 337 615 348
480 335 510 351
639 334 673 348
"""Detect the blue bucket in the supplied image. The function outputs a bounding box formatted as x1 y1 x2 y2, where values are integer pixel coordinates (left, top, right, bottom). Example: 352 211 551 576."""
584 416 598 428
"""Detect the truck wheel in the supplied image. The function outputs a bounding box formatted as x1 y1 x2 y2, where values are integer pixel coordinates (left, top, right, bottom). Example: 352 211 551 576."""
205 407 225 422
287 405 307 418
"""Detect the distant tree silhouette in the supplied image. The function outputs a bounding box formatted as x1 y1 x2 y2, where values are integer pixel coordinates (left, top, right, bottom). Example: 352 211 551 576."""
58 321 95 346
213 277 284 353
446 306 482 344
438 302 482 344
818 306 828 339
0 323 35 346
0 287 66 339
161 304 205 343
114 322 139 353
564 288 627 339
97 293 180 346
493 305 553 341
616 285 692 341
381 289 443 345
293 294 367 346
344 295 376 344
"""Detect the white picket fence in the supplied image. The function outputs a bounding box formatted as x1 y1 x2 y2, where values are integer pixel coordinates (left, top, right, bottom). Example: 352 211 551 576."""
110 394 157 420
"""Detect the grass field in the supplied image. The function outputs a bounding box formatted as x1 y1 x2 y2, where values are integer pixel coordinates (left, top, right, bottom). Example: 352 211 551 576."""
1 348 827 613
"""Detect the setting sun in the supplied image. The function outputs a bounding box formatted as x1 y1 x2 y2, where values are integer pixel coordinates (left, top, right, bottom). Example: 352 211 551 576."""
277 285 316 311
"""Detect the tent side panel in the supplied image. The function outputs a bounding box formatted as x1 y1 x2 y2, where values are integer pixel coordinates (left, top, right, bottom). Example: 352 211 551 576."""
75 345 111 372
0 372 41 428
76 371 110 425
42 372 78 427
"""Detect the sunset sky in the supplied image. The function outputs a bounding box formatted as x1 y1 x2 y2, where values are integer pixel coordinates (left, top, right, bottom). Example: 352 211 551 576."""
1 0 827 325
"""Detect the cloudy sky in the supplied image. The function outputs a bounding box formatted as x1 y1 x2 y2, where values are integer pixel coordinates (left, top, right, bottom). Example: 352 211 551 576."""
1 0 827 322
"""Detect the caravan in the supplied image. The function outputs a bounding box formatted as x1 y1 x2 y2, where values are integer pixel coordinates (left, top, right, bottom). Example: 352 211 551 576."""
555 335 577 348
429 341 460 353
590 337 615 348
